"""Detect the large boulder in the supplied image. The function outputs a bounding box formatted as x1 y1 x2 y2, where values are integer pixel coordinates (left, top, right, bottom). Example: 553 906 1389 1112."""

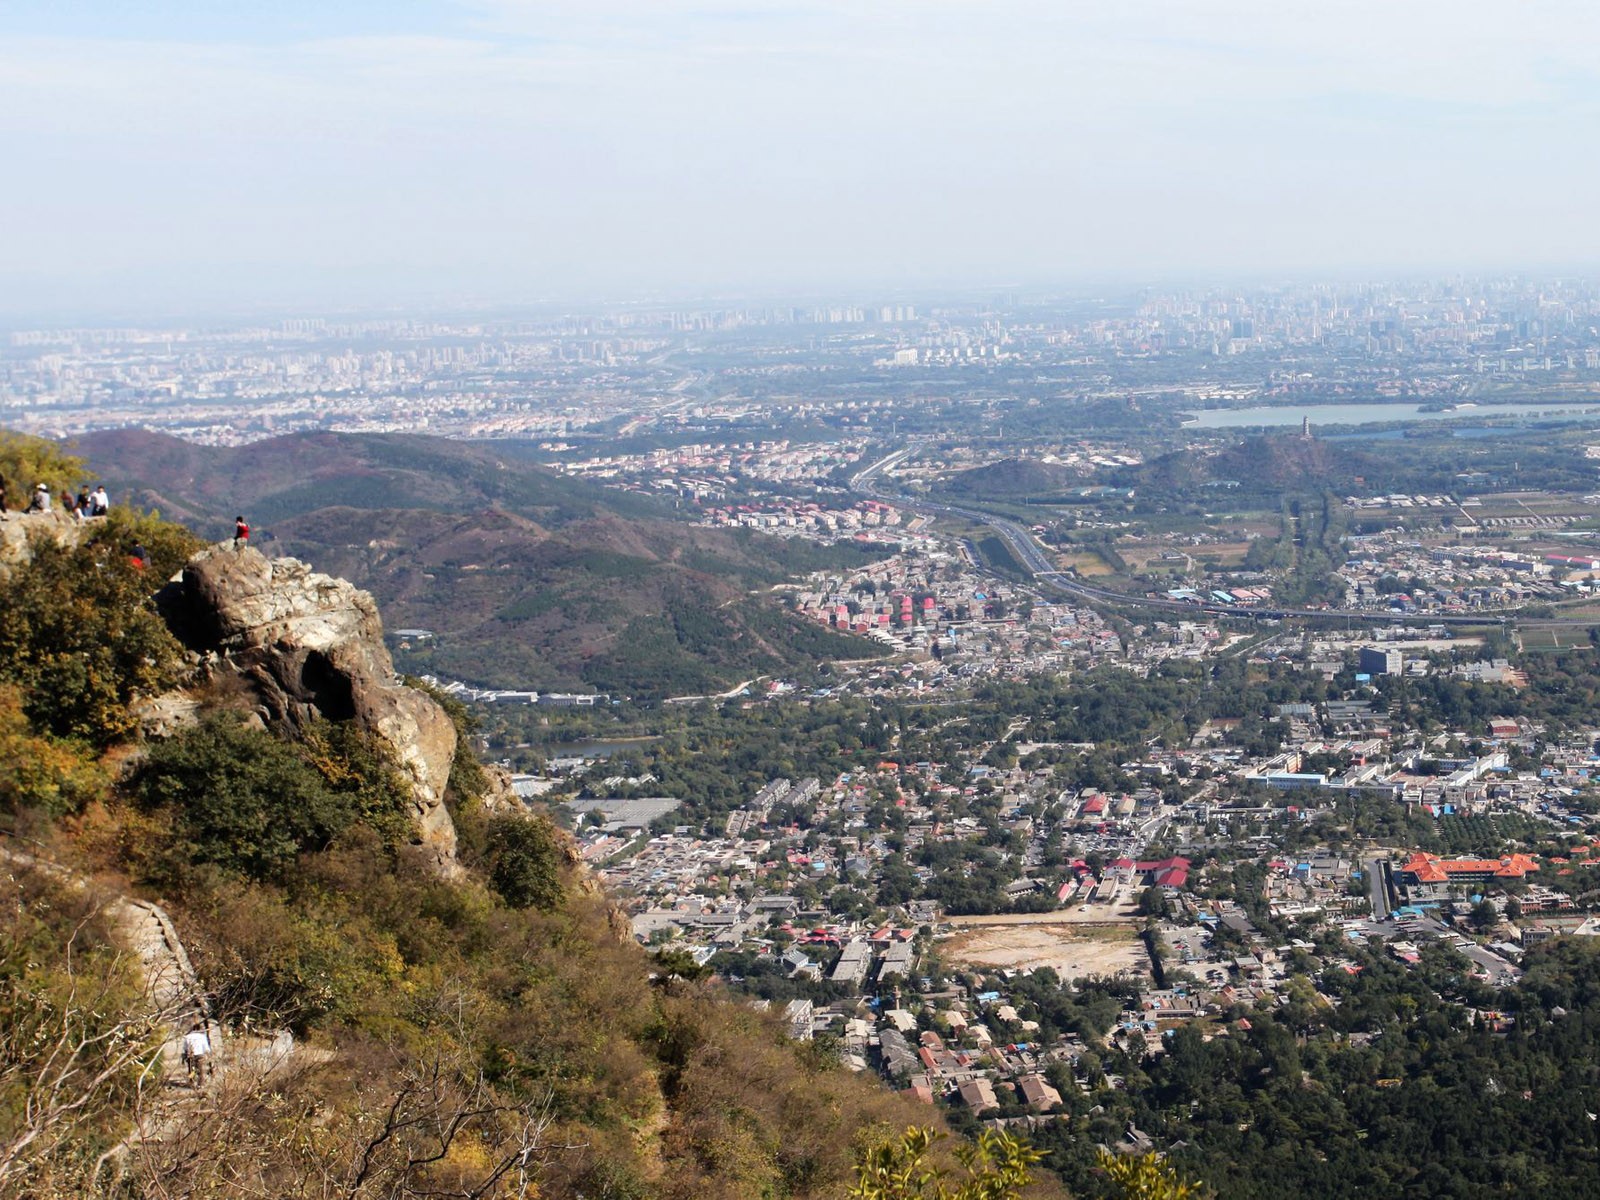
0 510 83 572
158 545 459 868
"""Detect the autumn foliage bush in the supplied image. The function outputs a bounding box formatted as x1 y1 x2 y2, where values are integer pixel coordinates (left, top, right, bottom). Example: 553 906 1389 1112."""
0 531 194 748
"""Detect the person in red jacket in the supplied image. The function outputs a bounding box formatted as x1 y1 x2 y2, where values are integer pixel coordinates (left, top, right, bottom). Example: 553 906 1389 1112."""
234 515 250 548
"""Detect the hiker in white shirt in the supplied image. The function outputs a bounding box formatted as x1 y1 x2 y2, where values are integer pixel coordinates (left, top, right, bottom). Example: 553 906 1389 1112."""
182 1023 212 1083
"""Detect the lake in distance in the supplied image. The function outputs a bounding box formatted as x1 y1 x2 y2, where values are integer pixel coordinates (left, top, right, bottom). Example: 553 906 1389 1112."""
1183 401 1600 429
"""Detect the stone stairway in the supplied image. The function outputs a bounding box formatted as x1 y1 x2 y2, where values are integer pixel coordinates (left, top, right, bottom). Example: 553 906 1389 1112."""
1 839 324 1186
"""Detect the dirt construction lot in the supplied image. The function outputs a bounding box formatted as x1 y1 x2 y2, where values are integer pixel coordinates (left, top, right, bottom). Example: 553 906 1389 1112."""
940 918 1150 982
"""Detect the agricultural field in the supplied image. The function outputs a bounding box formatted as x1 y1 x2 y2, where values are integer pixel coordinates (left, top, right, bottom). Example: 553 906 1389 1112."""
1519 627 1587 652
1435 812 1552 855
1190 541 1256 568
1120 544 1193 572
1057 550 1117 576
1529 602 1600 623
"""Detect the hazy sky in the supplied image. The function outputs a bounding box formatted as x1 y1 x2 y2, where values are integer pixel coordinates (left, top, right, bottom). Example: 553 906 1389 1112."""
3 1 1600 314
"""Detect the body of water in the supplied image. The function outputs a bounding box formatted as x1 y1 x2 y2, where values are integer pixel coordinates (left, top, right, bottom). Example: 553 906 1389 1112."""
1183 401 1600 429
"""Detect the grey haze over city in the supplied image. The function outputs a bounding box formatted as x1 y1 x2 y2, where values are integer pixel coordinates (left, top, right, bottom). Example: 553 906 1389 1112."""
4 0 1600 317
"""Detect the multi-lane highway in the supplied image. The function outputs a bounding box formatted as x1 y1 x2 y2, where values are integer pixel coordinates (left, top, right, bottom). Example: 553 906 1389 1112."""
850 448 1508 629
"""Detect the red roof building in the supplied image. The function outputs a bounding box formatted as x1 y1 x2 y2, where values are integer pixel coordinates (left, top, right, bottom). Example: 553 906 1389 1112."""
1154 865 1189 889
1399 851 1539 886
1107 855 1191 891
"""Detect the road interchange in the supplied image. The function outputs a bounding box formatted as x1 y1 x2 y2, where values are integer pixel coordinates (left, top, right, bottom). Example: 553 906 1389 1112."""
848 448 1508 629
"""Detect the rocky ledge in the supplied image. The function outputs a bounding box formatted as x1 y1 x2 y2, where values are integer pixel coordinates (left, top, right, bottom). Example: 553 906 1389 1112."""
157 545 460 869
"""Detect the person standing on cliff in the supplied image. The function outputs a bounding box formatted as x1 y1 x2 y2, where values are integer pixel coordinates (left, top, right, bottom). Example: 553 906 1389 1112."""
234 516 250 549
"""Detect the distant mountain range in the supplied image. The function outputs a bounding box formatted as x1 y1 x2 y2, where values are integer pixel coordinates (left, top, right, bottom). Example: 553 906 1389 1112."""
73 429 638 533
74 430 886 696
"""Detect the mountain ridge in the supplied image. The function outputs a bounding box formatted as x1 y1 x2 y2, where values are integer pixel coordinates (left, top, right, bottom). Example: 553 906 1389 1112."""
74 429 887 694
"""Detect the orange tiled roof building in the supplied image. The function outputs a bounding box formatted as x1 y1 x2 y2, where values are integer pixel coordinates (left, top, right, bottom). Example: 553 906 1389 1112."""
1399 851 1539 886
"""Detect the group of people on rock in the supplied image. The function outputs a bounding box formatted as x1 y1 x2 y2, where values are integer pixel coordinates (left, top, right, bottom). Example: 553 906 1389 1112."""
0 475 252 567
65 483 112 519
0 480 111 518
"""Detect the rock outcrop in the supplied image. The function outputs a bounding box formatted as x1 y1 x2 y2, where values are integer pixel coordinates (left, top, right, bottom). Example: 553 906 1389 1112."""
0 509 83 571
157 545 459 868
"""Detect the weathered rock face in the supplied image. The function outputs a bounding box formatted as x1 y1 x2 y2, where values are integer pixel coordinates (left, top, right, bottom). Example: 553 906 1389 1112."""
158 545 459 868
0 510 82 572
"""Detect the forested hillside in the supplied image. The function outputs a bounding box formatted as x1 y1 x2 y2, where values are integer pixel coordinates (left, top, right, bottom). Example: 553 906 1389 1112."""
936 458 1083 502
1116 430 1597 501
72 429 642 534
74 429 887 694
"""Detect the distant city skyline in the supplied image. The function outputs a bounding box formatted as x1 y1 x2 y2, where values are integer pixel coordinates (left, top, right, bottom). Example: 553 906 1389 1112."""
10 275 1600 449
4 1 1600 315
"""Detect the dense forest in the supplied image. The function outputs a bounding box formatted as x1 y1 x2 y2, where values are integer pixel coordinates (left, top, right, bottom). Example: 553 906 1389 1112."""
1011 937 1600 1198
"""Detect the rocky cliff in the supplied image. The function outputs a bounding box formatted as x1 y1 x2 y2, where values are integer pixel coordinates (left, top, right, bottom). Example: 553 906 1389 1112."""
0 509 82 570
156 545 460 868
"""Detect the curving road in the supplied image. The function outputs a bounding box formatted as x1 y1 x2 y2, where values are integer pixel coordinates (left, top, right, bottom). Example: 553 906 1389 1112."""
850 449 1507 628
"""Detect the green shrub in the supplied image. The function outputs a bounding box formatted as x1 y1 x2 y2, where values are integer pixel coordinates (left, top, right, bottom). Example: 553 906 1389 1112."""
299 718 415 849
0 686 108 816
850 1126 1045 1200
134 717 394 882
485 812 565 911
84 506 204 580
0 535 190 747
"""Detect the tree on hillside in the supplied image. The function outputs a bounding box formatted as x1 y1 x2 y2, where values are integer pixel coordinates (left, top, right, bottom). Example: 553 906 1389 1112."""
850 1126 1043 1200
0 534 191 747
0 432 91 504
485 812 566 911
